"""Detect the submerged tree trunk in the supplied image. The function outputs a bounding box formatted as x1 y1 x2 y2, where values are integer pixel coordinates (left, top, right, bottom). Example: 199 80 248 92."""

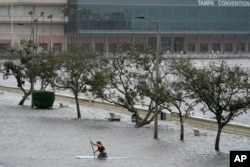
135 110 154 127
18 81 34 106
215 126 223 151
74 92 81 119
136 118 153 127
180 113 184 141
18 93 30 105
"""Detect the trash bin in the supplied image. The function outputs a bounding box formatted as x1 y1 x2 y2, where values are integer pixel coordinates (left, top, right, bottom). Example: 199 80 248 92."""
160 112 166 120
131 114 137 122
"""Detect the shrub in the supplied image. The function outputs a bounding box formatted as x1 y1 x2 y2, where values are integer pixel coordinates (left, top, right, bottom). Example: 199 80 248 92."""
32 91 55 109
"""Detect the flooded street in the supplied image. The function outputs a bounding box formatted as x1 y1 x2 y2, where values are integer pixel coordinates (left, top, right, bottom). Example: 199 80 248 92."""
0 92 249 167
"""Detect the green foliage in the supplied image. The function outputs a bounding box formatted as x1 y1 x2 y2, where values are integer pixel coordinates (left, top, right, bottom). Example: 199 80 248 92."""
32 91 55 109
170 58 250 150
89 70 109 97
52 45 103 118
2 39 57 106
3 61 25 87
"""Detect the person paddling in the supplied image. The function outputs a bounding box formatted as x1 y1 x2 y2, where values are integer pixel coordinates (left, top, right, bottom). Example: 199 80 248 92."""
91 141 108 158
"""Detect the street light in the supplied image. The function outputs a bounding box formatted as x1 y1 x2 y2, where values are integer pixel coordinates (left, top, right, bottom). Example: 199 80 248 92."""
136 16 160 139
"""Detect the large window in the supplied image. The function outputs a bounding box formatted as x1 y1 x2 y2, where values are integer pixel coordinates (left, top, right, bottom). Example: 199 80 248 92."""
161 37 171 52
200 43 208 53
53 43 62 53
39 43 48 50
95 43 104 53
109 43 117 53
188 42 195 52
67 4 250 33
237 43 245 53
213 43 220 53
225 43 233 52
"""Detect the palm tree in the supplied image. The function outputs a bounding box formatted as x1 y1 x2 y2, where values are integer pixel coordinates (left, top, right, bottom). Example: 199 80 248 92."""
61 6 69 52
47 14 53 51
28 11 34 41
33 18 38 45
40 11 45 49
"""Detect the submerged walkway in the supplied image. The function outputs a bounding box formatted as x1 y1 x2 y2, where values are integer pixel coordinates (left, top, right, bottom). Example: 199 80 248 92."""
1 85 250 137
0 90 250 167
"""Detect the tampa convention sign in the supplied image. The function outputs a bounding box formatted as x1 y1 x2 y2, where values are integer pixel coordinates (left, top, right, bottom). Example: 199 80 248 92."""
198 0 250 7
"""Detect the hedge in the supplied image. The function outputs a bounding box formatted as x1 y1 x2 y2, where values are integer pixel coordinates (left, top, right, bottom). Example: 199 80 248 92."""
32 91 55 109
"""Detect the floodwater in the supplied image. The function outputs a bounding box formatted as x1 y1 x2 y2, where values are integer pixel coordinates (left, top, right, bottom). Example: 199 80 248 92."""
0 91 249 167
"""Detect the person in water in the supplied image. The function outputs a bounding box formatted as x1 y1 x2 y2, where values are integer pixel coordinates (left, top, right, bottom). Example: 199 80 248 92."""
91 141 108 158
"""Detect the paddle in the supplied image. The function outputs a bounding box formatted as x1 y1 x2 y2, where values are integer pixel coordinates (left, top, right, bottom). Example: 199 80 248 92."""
89 137 95 157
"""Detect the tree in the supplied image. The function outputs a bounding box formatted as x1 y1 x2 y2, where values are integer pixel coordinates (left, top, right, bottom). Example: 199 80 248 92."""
94 42 165 127
28 11 34 41
173 59 250 151
52 46 101 119
96 53 146 126
60 6 69 52
47 14 53 51
2 40 55 105
160 59 198 141
40 11 45 49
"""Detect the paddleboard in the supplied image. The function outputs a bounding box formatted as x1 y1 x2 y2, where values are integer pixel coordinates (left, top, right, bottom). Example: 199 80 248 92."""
75 155 127 160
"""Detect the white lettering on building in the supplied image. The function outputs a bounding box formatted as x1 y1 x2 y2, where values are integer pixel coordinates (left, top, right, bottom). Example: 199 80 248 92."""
198 0 215 6
218 1 250 7
198 0 250 7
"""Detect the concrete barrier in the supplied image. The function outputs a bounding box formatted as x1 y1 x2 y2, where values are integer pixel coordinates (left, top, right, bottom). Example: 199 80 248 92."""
166 113 250 137
1 85 250 137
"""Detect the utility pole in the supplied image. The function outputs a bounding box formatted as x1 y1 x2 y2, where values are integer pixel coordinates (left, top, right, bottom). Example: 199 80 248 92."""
136 16 161 139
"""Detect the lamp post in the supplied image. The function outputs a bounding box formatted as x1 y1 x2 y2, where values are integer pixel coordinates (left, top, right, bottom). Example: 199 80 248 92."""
136 16 160 139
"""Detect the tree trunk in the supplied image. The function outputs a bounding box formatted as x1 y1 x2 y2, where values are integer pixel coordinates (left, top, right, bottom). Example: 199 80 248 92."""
74 93 81 119
136 119 151 127
19 81 34 106
135 110 154 127
215 126 222 151
180 114 184 141
19 91 32 105
18 93 29 105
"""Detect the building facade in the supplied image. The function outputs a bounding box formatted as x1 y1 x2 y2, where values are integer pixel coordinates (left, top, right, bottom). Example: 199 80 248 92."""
0 0 67 53
1 0 250 56
67 0 250 55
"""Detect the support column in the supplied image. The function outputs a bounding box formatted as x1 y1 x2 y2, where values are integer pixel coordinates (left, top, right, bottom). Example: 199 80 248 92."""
105 36 108 53
196 34 199 54
91 35 95 51
118 34 120 52
245 35 249 53
234 34 237 54
247 35 250 53
171 34 174 54
210 34 213 54
184 34 187 54
132 34 135 46
222 34 225 54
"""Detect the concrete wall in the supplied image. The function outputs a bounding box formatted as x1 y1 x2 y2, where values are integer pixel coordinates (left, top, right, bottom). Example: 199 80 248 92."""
166 113 250 137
